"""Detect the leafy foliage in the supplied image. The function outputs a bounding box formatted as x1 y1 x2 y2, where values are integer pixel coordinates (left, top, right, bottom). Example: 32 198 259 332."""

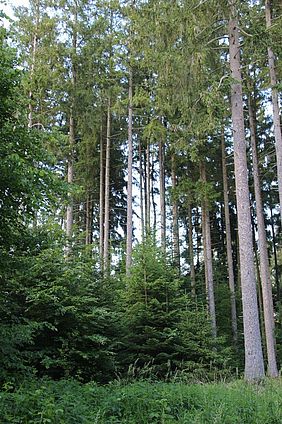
0 379 282 423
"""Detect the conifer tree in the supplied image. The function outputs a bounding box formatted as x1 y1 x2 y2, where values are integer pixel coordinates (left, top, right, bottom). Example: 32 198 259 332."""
228 0 264 381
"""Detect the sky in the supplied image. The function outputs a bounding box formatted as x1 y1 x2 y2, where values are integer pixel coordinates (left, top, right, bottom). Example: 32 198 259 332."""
2 0 29 25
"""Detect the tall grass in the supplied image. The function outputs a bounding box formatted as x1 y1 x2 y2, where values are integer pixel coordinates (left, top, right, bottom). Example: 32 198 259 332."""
0 378 281 423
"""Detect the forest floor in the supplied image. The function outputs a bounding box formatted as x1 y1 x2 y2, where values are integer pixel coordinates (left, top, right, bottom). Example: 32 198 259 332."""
0 378 281 423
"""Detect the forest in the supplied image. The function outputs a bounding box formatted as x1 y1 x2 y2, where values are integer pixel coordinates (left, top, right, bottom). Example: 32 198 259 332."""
0 0 282 422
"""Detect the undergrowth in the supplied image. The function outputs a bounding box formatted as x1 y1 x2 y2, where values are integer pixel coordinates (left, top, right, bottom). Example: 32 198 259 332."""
0 378 281 423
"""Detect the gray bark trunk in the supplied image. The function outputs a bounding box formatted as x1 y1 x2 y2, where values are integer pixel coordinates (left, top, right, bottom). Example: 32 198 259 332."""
151 158 157 238
145 142 151 236
221 131 238 346
265 0 282 226
103 98 111 273
126 68 133 275
66 8 77 251
85 192 91 245
228 1 265 381
139 140 145 242
248 94 278 377
159 139 166 251
171 153 180 269
188 203 196 296
66 112 74 243
28 0 39 129
270 206 279 301
99 123 104 269
201 162 217 338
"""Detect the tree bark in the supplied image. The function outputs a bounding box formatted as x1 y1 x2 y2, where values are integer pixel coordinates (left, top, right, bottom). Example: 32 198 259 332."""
221 131 238 346
270 205 279 302
139 139 145 243
228 1 265 381
200 162 217 338
171 152 180 269
126 68 133 275
248 94 278 377
28 0 40 129
99 123 104 269
188 203 196 296
103 98 111 273
151 157 157 238
66 8 77 252
195 207 200 269
66 112 75 244
159 139 166 251
145 142 151 236
85 192 91 245
265 0 282 226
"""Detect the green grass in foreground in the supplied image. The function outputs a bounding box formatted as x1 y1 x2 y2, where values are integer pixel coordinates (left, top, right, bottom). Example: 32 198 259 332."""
0 379 281 423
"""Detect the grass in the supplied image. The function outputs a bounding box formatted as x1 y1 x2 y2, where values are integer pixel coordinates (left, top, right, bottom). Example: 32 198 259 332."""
0 378 281 423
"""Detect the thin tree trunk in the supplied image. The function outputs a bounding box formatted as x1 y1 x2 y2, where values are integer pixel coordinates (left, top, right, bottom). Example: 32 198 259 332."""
159 139 166 251
85 193 93 246
248 94 278 377
103 98 111 273
265 0 282 226
66 112 74 244
221 131 238 346
85 192 90 245
89 197 93 245
188 203 196 296
252 215 266 357
171 152 180 269
66 9 77 251
146 142 151 236
270 205 279 302
195 207 200 268
151 156 157 238
99 123 104 270
201 162 217 338
139 140 145 243
126 68 133 275
228 1 264 381
28 0 40 128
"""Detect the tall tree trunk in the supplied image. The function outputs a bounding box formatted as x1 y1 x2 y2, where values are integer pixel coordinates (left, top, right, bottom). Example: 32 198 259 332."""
195 207 200 269
252 214 266 356
85 192 91 245
29 2 39 229
159 139 166 251
151 156 157 238
265 0 282 226
99 123 104 270
188 203 196 296
139 139 145 243
145 142 151 236
171 152 180 269
103 98 111 273
270 205 279 302
126 68 133 275
248 94 278 377
201 162 217 338
28 0 40 128
85 193 93 246
221 131 238 346
228 1 264 381
66 9 77 251
66 112 75 244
